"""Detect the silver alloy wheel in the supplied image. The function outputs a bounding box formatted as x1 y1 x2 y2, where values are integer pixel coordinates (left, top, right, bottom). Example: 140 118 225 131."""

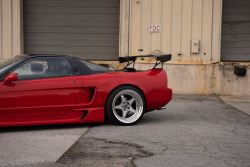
112 89 144 124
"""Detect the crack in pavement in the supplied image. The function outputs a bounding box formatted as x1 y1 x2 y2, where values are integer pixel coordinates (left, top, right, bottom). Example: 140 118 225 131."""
55 138 153 167
18 137 152 167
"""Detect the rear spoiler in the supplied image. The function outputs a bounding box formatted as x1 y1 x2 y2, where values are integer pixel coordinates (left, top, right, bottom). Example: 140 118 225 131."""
119 54 172 69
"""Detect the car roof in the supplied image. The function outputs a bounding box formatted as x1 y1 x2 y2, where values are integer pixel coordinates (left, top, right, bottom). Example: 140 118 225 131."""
17 54 70 58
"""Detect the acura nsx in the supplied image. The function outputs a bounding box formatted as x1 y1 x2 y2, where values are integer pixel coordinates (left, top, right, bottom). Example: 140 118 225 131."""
0 54 172 127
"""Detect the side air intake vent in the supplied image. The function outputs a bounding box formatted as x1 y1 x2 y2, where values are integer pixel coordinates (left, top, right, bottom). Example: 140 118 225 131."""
81 110 88 120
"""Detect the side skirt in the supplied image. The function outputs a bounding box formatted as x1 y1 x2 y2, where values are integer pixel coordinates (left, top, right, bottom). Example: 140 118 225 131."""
0 107 104 127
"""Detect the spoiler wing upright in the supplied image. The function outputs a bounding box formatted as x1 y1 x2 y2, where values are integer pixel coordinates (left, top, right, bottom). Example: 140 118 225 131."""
156 54 172 63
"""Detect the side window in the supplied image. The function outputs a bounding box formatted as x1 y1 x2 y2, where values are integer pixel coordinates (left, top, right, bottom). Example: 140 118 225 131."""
10 57 74 81
14 60 48 76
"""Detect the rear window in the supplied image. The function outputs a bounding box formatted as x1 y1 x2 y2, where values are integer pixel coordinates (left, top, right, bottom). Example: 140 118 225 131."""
76 58 113 74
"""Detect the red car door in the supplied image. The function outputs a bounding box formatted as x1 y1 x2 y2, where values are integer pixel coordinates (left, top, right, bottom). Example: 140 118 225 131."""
0 57 82 119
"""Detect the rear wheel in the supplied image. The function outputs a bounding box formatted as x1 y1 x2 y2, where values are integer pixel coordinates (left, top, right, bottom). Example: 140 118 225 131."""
106 86 145 125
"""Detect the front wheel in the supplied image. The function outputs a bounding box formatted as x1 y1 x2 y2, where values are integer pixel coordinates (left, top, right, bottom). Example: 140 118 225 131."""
106 86 145 125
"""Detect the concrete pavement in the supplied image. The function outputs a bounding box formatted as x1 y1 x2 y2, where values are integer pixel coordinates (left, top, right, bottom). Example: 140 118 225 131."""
0 124 89 166
1 95 250 167
219 96 250 116
57 95 250 167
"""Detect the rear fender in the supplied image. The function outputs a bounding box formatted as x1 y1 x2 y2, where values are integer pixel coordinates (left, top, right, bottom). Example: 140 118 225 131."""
106 69 168 104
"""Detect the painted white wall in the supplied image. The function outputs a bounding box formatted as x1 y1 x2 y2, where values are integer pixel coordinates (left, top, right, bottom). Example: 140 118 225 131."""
0 0 22 60
120 0 222 63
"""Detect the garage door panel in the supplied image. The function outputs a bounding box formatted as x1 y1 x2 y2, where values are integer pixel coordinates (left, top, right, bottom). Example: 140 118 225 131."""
24 0 120 8
221 54 250 62
24 33 119 47
25 39 118 47
25 46 118 54
222 34 250 41
223 14 250 21
222 40 250 48
24 13 120 21
25 33 119 41
24 0 120 60
223 7 250 14
24 7 120 14
24 14 119 27
222 21 250 26
24 40 119 47
24 22 119 27
24 26 119 34
23 52 118 61
73 53 118 61
221 47 250 54
222 26 250 34
223 0 250 7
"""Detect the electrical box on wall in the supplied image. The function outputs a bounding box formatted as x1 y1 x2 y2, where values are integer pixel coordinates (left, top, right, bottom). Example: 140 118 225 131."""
234 66 247 77
191 39 200 54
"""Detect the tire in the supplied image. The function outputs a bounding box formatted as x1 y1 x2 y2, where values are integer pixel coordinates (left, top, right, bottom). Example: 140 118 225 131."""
106 86 146 125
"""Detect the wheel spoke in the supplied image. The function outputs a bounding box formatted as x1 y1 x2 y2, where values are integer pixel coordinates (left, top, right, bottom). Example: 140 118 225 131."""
127 98 135 105
122 110 128 118
129 107 136 113
120 95 126 103
115 104 123 110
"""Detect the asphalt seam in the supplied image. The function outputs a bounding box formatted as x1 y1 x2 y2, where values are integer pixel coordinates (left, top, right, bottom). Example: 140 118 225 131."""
218 96 250 117
55 125 91 163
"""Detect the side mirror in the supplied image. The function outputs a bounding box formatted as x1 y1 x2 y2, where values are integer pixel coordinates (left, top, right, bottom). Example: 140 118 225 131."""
3 73 18 85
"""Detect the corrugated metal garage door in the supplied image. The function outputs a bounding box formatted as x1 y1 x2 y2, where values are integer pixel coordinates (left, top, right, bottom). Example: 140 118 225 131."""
221 0 250 62
23 0 120 61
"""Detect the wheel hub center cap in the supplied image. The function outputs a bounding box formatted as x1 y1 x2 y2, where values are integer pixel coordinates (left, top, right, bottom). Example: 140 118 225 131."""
123 102 130 109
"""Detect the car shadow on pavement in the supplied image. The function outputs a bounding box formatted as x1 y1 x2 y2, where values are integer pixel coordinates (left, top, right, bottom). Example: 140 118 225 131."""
0 123 92 133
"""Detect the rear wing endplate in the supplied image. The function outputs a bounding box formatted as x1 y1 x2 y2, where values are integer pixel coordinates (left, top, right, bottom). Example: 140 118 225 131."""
119 54 172 69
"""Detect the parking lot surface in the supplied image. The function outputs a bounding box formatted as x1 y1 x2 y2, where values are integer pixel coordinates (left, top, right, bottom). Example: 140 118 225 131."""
220 95 250 116
1 95 250 167
0 124 89 166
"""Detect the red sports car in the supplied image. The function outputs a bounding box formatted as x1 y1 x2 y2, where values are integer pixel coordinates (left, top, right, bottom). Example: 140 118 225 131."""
0 54 172 127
